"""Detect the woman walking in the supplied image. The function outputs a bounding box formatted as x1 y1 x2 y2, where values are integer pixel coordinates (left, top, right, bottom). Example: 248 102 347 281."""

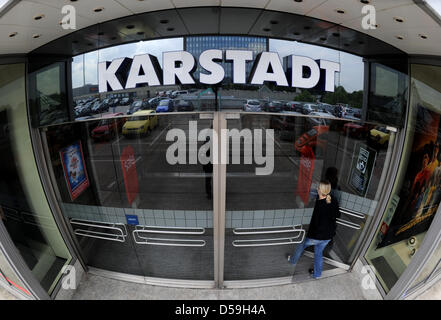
288 180 341 279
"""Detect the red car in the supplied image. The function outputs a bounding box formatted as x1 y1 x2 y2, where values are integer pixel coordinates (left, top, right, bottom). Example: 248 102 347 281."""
342 122 370 139
294 125 329 152
91 113 126 140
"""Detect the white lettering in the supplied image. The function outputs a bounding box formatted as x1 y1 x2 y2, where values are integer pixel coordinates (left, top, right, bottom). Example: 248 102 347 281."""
291 55 320 89
199 49 225 85
225 50 253 84
125 54 161 88
251 52 288 86
98 58 125 92
320 59 340 92
163 51 196 85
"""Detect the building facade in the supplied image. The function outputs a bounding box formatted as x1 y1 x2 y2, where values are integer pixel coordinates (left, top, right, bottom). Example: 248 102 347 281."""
0 0 440 301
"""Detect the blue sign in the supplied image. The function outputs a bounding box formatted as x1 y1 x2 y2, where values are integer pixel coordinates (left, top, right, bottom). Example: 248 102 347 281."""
125 215 139 226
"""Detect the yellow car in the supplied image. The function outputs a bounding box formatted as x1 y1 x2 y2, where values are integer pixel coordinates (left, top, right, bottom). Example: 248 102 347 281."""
369 126 390 145
122 110 158 137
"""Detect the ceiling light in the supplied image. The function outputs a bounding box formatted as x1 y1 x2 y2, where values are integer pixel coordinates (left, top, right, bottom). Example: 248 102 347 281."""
94 7 104 13
396 35 404 40
126 25 135 29
32 34 41 39
160 19 169 24
419 34 428 39
8 31 17 37
34 14 44 20
167 27 175 32
263 28 271 32
270 20 278 25
336 9 345 14
294 0 303 2
360 0 370 4
394 17 404 23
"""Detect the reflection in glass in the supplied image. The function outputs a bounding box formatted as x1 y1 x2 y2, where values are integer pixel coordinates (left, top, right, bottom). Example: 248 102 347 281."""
365 64 441 293
0 64 72 294
45 114 214 280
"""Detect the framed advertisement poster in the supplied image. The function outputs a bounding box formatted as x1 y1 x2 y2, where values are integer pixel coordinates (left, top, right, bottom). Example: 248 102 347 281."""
59 141 90 201
347 142 377 197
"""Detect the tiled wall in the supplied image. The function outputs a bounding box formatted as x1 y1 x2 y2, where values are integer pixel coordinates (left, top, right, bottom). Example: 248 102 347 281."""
61 191 378 229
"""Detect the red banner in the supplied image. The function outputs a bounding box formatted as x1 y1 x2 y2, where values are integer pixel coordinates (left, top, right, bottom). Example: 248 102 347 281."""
120 146 139 206
296 145 315 205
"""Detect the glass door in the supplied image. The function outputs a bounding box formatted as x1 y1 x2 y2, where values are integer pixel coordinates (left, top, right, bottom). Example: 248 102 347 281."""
43 113 215 283
222 112 396 283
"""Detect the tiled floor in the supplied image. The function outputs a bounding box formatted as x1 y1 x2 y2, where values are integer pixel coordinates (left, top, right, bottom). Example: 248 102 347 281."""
70 269 383 300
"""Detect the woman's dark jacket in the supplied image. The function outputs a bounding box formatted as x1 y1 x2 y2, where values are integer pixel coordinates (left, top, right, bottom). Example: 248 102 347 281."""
307 197 341 240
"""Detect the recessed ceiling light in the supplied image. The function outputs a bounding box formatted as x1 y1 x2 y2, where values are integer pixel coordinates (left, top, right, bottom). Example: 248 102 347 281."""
137 31 145 35
336 9 345 14
270 20 278 25
294 0 303 2
160 19 169 24
167 27 175 31
396 35 404 40
8 32 17 38
419 34 428 39
34 14 45 21
360 0 370 4
126 25 135 29
394 17 404 23
94 7 104 13
32 34 41 39
263 28 271 32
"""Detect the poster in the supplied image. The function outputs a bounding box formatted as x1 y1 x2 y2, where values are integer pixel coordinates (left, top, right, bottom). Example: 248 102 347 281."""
296 145 315 205
60 142 90 201
120 145 139 206
348 143 376 196
378 105 441 248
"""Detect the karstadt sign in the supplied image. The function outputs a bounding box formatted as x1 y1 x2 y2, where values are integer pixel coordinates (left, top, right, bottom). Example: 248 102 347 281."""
98 50 340 93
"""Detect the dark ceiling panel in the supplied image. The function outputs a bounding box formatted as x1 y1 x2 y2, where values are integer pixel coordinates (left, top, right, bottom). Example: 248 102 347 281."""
177 7 221 35
219 7 262 34
29 7 406 59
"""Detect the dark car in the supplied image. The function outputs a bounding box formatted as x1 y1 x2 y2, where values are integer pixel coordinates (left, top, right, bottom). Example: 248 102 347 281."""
175 100 194 112
145 96 167 110
156 99 175 113
262 101 284 113
127 100 144 115
284 101 304 112
120 97 133 106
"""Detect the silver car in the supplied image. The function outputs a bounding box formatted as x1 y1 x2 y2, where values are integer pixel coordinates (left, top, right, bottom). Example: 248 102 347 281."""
243 99 262 112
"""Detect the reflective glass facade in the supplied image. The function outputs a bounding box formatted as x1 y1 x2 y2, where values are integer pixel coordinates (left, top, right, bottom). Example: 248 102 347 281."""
185 36 267 82
0 5 440 301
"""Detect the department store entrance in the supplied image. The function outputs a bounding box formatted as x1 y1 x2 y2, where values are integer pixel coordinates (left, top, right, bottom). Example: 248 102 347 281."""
40 111 396 288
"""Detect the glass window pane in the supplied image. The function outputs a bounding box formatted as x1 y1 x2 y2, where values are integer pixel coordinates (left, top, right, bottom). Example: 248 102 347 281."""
0 64 72 295
365 64 441 293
